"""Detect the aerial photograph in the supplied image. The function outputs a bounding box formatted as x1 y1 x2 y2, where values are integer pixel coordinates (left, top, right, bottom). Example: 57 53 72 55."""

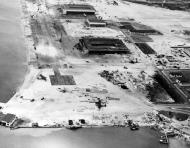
0 0 190 147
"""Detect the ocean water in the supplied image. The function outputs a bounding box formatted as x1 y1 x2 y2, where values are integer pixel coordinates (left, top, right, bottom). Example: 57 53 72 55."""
0 0 27 103
0 127 189 148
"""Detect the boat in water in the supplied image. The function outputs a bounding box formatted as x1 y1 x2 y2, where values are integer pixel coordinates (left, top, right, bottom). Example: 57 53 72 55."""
129 122 139 131
66 125 82 130
66 120 82 130
159 133 169 144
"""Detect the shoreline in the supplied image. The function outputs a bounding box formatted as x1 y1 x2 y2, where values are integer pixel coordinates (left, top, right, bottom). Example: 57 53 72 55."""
5 120 190 143
0 0 190 145
0 0 32 108
0 0 29 106
1 126 183 148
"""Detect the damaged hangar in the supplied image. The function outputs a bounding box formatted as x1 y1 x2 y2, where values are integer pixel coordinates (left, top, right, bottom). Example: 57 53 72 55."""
78 37 131 54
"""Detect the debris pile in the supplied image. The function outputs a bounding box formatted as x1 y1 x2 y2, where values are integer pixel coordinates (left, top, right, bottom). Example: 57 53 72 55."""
99 69 154 93
140 111 190 142
99 70 129 90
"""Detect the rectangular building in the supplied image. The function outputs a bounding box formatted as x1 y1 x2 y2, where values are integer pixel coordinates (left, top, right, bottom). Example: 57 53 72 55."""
120 22 162 35
0 113 17 127
63 4 96 15
135 43 156 54
130 34 153 43
85 18 106 27
50 68 76 85
155 69 190 103
78 37 131 54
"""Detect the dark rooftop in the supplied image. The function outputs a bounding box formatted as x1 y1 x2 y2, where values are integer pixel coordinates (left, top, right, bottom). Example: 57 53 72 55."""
155 69 190 103
0 112 5 121
135 43 156 54
164 69 190 85
120 22 162 34
79 37 131 54
50 69 76 85
130 34 153 43
1 113 16 123
87 18 105 23
86 18 106 27
63 4 96 15
62 4 96 16
64 4 96 11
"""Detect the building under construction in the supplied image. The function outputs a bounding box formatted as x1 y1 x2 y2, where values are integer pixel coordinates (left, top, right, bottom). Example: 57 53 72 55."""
62 4 96 15
155 69 190 103
78 37 131 54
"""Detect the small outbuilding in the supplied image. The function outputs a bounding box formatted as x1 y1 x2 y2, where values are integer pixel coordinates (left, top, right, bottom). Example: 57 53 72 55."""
0 113 17 127
86 18 106 27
